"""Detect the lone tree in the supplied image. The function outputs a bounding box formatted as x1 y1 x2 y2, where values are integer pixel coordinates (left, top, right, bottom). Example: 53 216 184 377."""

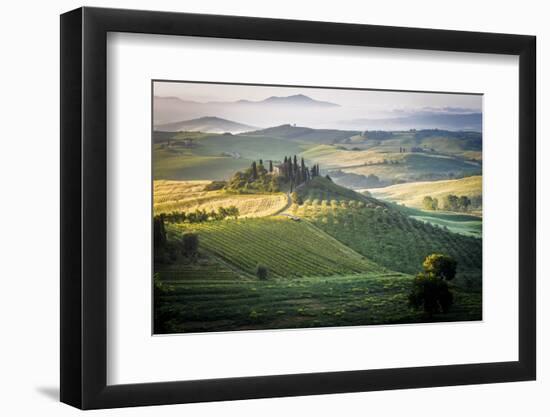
423 253 457 281
459 195 471 212
182 232 199 257
153 214 167 248
256 264 269 280
408 254 456 317
422 196 438 211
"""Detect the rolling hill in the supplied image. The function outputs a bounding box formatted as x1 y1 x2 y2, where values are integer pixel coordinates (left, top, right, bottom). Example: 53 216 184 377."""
246 124 359 144
290 179 482 279
152 131 310 180
171 217 383 278
367 175 482 209
155 116 257 134
296 176 383 206
154 177 482 333
154 180 288 218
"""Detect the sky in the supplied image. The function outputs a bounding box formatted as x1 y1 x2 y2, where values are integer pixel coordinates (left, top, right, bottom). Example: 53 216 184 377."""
153 81 483 130
155 81 481 115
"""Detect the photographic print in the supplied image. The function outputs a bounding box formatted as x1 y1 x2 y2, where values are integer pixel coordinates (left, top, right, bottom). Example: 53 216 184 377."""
152 81 482 334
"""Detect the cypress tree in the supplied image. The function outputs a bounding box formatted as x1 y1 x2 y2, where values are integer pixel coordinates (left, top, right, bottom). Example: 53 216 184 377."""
269 160 273 173
251 161 258 180
287 156 293 181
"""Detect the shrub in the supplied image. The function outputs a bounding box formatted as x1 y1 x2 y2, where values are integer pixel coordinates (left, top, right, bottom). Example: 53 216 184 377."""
291 192 303 205
182 232 199 256
408 272 453 316
255 264 269 280
203 180 227 191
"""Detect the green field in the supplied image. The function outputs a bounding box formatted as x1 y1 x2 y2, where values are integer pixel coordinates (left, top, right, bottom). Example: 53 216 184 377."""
153 128 482 185
153 144 251 180
170 217 383 277
290 191 482 282
153 130 311 180
155 272 481 334
342 153 481 183
394 205 482 238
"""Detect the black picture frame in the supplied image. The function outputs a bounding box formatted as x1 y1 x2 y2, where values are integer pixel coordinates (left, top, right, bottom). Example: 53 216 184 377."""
60 6 536 410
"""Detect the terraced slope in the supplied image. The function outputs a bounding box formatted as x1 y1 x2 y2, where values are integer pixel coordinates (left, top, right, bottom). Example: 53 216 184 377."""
291 199 482 280
296 176 382 205
170 217 385 278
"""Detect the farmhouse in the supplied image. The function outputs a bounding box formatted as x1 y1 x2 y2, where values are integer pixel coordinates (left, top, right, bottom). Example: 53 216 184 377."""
272 162 285 176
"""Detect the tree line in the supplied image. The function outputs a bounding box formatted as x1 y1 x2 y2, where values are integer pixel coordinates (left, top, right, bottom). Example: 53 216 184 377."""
155 206 240 225
423 194 482 212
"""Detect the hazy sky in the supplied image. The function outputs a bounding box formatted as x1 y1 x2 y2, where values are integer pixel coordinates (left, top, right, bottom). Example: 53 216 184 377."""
154 81 482 117
153 81 482 130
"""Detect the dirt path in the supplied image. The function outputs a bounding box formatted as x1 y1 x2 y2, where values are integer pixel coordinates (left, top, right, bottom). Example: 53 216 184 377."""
271 192 292 216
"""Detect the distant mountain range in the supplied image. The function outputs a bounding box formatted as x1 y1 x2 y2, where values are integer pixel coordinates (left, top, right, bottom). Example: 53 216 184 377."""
235 94 339 107
337 112 482 132
155 116 257 134
154 94 481 132
153 94 340 126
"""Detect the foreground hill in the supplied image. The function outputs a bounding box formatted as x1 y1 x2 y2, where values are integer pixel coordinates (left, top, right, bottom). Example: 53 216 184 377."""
368 175 482 210
154 177 482 333
155 272 481 333
171 217 384 278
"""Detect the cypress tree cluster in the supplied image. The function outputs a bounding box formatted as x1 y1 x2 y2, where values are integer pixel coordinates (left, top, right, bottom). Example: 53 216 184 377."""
281 155 320 187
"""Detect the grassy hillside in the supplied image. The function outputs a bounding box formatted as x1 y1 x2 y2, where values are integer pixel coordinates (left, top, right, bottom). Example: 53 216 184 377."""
247 124 359 144
155 272 481 333
361 130 482 159
195 133 307 161
291 196 481 281
342 153 480 183
154 180 288 218
171 217 384 278
153 143 251 180
153 128 482 184
153 130 309 180
301 144 481 184
367 175 482 209
296 176 379 204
